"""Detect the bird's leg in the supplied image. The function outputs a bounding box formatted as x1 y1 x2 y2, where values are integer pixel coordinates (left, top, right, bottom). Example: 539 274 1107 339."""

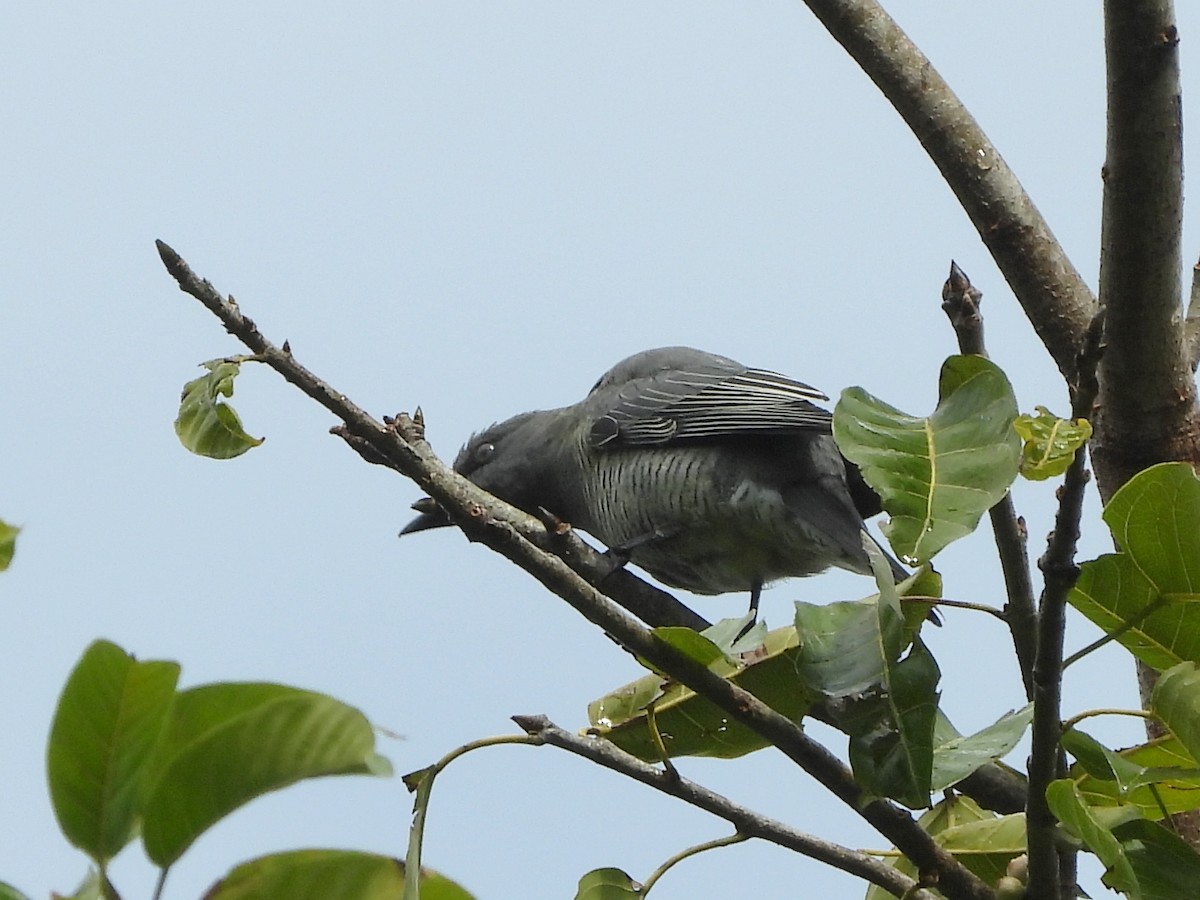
733 579 764 643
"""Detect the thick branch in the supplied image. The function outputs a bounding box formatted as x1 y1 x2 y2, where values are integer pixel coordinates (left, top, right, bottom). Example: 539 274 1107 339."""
512 715 932 899
1094 1 1197 495
801 0 1098 381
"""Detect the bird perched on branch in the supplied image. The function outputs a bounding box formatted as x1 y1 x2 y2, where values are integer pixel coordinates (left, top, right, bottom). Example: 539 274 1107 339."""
402 346 906 617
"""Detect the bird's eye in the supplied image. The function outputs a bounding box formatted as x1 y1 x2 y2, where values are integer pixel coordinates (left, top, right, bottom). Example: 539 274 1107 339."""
475 442 496 462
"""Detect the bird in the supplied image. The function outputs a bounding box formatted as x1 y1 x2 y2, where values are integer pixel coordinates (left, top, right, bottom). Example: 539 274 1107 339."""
402 346 907 618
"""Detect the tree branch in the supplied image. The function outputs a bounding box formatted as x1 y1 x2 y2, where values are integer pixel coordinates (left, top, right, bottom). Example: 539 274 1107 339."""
512 714 934 899
157 239 707 631
800 0 1098 380
1024 314 1104 900
941 262 1038 700
157 240 993 900
1093 1 1197 493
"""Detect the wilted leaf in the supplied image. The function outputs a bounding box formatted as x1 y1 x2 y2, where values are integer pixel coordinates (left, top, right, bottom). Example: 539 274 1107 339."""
175 359 264 459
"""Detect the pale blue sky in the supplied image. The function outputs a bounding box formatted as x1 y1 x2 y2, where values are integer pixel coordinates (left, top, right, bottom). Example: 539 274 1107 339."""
4 3 1196 898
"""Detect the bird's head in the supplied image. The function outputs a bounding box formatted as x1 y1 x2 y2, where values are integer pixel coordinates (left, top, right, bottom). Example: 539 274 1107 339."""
400 411 562 536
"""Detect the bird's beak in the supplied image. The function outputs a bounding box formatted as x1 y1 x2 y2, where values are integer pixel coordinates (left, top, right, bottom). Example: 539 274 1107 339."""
399 496 452 536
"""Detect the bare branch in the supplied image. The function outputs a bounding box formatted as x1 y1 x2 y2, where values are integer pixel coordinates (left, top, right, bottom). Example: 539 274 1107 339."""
512 715 934 899
941 263 1038 700
801 0 1098 380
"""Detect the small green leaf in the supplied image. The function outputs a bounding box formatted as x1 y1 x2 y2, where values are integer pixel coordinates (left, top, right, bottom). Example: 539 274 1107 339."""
575 868 640 899
1069 464 1200 670
932 704 1033 792
835 355 1020 564
0 519 18 570
205 850 474 900
175 360 264 459
1012 406 1092 480
46 640 180 864
141 682 391 866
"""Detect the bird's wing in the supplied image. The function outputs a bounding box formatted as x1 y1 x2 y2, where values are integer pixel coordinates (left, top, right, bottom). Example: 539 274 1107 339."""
588 361 833 448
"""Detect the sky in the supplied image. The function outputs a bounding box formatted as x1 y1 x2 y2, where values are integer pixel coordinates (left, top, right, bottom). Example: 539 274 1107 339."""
4 3 1199 898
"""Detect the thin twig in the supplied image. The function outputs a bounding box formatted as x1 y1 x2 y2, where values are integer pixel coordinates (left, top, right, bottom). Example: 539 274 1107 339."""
1025 312 1105 899
512 715 934 900
639 834 750 897
941 262 1038 700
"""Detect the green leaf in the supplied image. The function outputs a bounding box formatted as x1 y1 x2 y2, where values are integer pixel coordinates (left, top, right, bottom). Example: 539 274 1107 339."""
1046 779 1140 895
846 637 939 809
205 850 474 900
834 354 1020 564
1152 663 1200 765
1060 729 1175 801
175 360 264 459
795 572 938 808
0 881 33 900
1012 406 1092 481
1069 463 1200 671
574 868 640 899
932 704 1033 792
588 625 814 760
650 627 734 670
865 795 1024 899
46 640 180 864
141 682 391 866
1112 818 1200 900
1075 736 1200 818
0 518 18 570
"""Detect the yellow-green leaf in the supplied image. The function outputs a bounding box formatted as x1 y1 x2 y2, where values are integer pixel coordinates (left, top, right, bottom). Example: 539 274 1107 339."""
1013 406 1092 480
175 360 264 459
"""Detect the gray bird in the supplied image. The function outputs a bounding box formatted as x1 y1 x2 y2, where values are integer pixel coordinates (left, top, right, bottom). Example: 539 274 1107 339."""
402 346 906 616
